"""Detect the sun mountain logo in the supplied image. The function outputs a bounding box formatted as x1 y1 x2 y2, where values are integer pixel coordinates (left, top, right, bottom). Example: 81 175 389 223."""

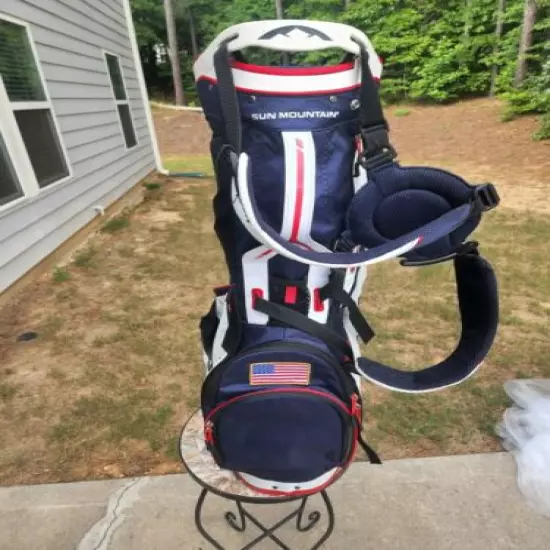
251 111 340 121
259 25 332 41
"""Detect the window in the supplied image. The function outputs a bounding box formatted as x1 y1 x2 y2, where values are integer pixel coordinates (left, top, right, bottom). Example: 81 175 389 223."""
104 53 137 149
0 130 22 207
0 18 70 190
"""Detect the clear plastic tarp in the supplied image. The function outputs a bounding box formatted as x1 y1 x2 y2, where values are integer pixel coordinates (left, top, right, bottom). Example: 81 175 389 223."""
496 379 550 517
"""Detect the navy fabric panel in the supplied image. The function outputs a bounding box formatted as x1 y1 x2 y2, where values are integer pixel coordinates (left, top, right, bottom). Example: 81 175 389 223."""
238 89 361 131
347 164 482 261
311 127 355 247
199 78 360 297
243 159 474 265
213 345 348 400
216 393 347 482
239 326 334 355
243 127 286 232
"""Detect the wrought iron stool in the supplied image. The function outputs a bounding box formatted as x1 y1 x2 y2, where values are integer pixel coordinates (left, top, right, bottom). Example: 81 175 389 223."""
179 411 336 550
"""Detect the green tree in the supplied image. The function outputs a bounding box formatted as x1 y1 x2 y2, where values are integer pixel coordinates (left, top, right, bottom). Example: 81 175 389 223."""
129 0 550 138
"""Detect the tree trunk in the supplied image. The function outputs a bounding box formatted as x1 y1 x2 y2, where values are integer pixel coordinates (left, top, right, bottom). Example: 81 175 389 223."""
514 0 538 87
164 0 184 105
464 0 472 39
274 0 289 65
275 0 284 19
344 0 352 7
490 0 506 96
188 8 198 60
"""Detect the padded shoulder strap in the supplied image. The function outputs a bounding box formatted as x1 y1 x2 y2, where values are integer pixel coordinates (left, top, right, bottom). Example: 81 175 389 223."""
356 252 499 393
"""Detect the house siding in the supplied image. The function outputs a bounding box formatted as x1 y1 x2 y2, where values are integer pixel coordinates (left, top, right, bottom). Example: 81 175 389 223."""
0 0 156 292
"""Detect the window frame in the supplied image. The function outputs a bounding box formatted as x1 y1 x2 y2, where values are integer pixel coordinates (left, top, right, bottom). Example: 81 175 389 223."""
0 12 72 212
103 50 139 150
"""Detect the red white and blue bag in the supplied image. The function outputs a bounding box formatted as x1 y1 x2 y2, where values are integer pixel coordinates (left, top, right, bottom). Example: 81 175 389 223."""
193 20 500 496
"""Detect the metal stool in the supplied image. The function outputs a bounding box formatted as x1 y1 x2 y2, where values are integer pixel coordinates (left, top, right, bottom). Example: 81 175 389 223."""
179 411 336 550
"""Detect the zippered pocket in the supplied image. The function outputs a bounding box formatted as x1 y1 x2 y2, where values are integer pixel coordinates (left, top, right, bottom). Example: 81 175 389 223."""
204 387 360 483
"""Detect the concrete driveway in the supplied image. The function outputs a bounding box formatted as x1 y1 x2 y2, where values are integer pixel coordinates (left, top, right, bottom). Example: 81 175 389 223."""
0 453 548 550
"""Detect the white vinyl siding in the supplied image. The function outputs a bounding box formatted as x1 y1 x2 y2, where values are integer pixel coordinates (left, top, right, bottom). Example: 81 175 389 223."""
0 0 156 293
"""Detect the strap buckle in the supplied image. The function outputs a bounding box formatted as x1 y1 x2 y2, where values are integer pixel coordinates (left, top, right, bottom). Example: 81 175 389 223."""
472 184 500 213
400 241 479 268
356 125 397 171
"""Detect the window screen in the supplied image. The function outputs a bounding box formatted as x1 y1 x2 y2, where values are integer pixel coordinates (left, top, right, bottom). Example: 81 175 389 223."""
14 109 69 188
0 20 45 102
0 130 22 206
105 53 138 149
106 53 127 101
118 105 137 148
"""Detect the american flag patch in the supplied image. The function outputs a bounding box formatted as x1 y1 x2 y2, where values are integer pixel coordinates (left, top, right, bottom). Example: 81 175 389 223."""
249 362 311 386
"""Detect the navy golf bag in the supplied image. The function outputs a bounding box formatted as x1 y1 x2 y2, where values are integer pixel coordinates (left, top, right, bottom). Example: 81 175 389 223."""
194 21 500 496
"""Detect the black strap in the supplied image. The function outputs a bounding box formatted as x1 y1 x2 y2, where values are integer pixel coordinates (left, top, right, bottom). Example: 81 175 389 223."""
358 432 382 465
355 43 387 131
320 273 375 345
253 297 353 359
213 40 242 154
353 40 397 169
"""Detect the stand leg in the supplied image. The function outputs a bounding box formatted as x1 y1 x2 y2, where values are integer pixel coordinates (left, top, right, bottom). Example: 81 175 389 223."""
225 501 247 532
195 489 225 550
309 490 335 550
296 497 321 532
194 489 336 550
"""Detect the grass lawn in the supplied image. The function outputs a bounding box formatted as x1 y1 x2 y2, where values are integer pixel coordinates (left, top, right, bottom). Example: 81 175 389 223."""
162 155 214 176
0 155 548 485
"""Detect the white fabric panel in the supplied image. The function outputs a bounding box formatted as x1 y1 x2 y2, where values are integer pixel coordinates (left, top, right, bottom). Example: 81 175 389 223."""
238 466 341 495
281 132 331 322
343 266 368 390
211 294 230 368
193 20 383 80
353 138 368 193
242 244 277 324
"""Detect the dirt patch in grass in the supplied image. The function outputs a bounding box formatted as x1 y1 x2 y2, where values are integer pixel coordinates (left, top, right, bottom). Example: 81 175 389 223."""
154 98 550 212
0 177 227 485
0 100 548 486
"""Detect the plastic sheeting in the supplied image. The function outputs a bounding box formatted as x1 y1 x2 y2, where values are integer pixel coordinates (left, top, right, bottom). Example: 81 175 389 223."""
496 379 550 517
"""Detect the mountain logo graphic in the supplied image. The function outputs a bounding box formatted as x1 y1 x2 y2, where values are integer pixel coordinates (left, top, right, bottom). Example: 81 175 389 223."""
259 25 332 41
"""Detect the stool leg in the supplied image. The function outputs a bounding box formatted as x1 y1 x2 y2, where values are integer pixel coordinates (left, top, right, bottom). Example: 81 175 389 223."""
194 489 226 550
309 490 335 550
225 500 247 532
296 497 322 532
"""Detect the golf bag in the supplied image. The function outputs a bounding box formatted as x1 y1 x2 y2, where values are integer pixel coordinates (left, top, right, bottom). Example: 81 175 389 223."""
194 21 500 496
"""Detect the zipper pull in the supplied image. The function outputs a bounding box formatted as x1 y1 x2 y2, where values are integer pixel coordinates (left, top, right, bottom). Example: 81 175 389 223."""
351 393 362 422
204 421 214 444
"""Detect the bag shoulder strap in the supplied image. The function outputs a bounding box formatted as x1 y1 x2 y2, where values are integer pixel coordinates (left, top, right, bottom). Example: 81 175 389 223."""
255 251 498 394
356 252 499 393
